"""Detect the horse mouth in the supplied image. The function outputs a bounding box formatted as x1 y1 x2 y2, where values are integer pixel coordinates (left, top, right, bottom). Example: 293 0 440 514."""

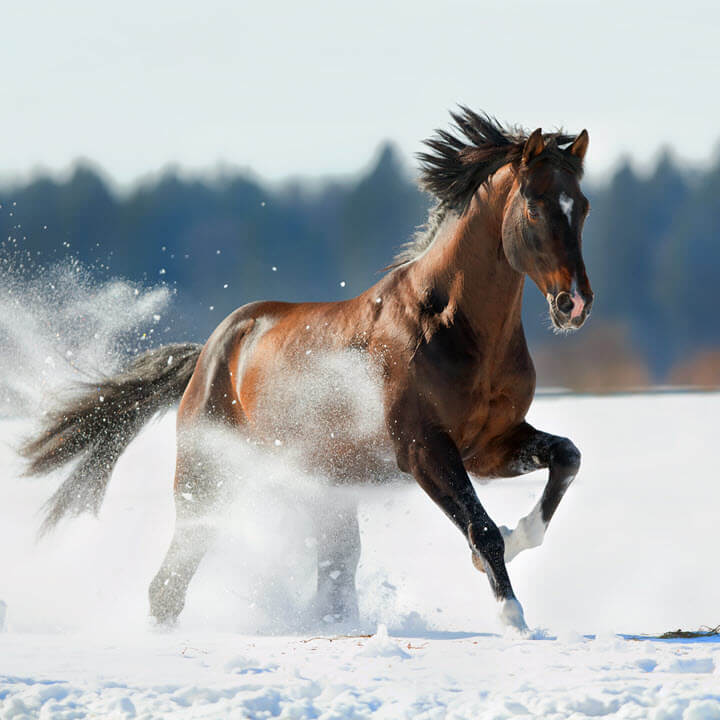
549 309 584 332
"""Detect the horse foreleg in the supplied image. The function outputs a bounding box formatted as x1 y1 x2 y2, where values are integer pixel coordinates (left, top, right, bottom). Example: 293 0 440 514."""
485 422 581 564
314 499 361 624
393 422 527 632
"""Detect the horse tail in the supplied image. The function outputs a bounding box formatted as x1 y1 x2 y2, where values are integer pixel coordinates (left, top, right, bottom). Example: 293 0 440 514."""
20 342 203 535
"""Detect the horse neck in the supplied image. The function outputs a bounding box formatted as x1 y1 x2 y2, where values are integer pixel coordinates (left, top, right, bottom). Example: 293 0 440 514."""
408 167 525 338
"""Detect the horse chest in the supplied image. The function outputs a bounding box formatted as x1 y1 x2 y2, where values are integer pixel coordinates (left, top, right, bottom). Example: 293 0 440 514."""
433 350 535 462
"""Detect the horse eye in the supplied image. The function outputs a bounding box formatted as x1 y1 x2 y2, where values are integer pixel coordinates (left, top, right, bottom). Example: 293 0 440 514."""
526 203 540 219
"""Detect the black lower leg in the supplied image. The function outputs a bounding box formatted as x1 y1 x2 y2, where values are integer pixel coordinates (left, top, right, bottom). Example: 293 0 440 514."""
539 435 581 524
399 427 518 603
467 514 514 601
502 424 581 522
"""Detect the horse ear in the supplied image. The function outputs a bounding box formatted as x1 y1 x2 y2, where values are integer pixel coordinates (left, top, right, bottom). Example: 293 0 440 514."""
569 129 589 161
522 128 545 164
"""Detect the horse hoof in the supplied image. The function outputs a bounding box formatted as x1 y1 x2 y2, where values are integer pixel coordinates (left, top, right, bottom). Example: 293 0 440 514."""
149 613 179 630
498 597 528 633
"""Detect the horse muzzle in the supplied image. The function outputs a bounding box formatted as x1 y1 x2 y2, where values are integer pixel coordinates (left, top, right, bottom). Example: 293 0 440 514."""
546 289 593 331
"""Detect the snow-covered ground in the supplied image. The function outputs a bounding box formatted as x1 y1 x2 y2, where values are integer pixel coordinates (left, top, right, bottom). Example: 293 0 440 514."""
2 392 719 719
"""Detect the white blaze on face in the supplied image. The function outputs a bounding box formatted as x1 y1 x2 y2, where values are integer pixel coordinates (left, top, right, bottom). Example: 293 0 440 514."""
559 192 574 227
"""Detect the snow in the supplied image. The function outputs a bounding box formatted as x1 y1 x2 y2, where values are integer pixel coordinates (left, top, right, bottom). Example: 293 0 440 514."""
356 624 410 658
2 627 720 718
1 392 720 718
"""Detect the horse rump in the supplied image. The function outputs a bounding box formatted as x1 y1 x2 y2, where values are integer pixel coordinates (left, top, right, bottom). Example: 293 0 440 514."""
20 342 202 534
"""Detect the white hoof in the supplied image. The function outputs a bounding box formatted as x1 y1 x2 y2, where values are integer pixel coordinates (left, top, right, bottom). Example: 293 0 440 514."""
499 597 528 633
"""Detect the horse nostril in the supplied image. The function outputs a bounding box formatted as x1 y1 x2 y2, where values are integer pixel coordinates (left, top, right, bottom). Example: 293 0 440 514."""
555 292 574 315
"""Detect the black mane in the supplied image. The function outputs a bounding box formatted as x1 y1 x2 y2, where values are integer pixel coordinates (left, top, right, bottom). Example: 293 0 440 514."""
417 107 582 213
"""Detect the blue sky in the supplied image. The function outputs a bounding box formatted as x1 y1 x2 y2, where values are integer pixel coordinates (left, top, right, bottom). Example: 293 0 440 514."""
2 0 719 185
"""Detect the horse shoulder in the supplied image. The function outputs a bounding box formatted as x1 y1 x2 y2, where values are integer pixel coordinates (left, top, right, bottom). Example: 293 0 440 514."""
490 324 536 407
462 329 536 475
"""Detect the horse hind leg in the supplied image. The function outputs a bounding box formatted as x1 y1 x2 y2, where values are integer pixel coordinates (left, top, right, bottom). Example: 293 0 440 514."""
149 441 228 625
149 513 215 625
314 499 361 624
149 311 257 625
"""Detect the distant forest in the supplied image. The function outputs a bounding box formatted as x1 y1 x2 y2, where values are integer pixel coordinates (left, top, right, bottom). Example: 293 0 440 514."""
2 143 719 390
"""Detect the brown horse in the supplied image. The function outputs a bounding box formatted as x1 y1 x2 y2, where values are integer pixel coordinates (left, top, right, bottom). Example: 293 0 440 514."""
22 108 593 632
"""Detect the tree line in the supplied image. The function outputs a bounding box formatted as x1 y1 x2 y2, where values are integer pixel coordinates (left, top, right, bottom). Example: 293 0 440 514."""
2 142 719 389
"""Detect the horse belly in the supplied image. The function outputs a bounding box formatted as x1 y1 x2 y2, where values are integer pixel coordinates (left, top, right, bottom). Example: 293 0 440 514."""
239 343 394 482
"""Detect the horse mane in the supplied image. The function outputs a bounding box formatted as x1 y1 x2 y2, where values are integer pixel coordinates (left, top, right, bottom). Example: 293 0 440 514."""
392 200 451 267
392 107 583 266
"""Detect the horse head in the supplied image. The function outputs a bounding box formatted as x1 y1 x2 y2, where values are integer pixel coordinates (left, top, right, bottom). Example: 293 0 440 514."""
501 129 593 331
